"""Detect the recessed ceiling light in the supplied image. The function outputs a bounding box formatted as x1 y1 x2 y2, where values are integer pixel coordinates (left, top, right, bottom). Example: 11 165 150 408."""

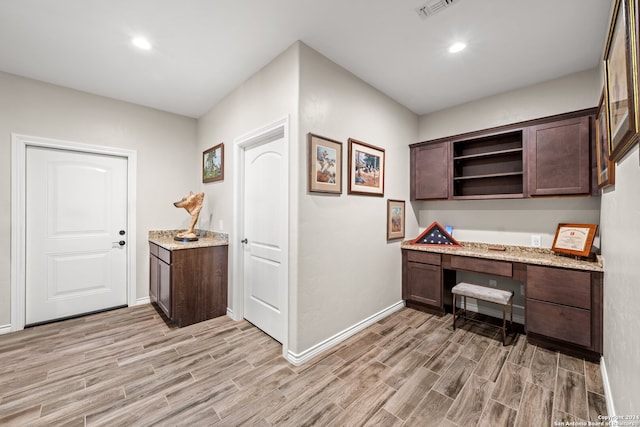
131 37 152 50
448 42 466 53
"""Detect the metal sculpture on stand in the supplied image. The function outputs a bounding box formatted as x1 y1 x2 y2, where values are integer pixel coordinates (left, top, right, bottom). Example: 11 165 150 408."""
173 191 204 241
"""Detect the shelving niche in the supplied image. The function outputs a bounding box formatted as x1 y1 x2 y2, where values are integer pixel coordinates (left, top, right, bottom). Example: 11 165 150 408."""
452 130 524 198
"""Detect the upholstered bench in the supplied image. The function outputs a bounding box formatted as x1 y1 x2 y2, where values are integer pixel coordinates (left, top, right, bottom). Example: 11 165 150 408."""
452 282 514 345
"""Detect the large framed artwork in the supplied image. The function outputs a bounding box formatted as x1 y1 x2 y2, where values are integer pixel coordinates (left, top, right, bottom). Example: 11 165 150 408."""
604 0 639 162
308 133 342 194
596 90 616 188
348 138 385 196
203 143 224 183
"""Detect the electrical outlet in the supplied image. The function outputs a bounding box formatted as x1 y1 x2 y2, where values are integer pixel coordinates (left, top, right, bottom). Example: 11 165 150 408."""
489 279 497 288
531 235 541 247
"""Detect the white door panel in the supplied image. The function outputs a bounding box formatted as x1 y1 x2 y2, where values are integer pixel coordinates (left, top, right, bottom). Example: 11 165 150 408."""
26 147 128 325
243 137 286 343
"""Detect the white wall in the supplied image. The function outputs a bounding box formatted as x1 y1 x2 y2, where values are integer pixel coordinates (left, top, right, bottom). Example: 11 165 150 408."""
196 43 300 321
0 71 198 327
296 43 419 354
600 145 640 414
416 68 602 248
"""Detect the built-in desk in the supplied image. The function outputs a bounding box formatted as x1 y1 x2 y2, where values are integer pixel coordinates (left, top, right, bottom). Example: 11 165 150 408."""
401 242 603 361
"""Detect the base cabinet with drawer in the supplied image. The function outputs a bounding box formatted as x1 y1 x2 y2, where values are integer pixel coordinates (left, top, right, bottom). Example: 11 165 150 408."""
526 265 603 359
402 250 444 315
149 242 228 327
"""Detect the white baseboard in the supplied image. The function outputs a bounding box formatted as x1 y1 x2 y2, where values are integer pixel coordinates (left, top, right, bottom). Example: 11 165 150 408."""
286 301 405 366
136 296 151 305
601 356 617 421
226 307 235 319
0 324 11 335
456 298 525 325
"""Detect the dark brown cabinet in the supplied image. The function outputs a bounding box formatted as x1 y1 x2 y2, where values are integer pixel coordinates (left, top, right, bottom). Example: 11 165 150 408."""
410 109 595 200
149 242 228 327
525 265 603 358
410 142 448 200
401 247 603 360
402 250 443 314
527 116 591 196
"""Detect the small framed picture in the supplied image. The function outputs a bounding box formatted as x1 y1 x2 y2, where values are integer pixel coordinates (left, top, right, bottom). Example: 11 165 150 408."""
551 223 598 258
348 138 385 196
308 133 342 194
596 90 615 188
387 200 405 240
203 143 224 183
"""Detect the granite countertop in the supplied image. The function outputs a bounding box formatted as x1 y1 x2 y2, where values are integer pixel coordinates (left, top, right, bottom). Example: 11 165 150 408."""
401 241 603 272
149 229 229 250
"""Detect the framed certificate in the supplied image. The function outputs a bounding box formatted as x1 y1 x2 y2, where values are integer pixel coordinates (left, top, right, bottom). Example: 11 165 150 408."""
551 223 598 258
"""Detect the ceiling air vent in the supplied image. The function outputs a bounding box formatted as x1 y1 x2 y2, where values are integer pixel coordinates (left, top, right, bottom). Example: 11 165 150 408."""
415 0 458 19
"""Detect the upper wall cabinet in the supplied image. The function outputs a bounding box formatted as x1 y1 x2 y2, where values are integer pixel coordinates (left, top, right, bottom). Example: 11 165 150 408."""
410 142 449 200
410 109 596 201
527 116 590 196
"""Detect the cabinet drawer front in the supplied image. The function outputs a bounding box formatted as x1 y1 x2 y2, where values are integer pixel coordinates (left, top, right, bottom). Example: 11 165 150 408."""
450 256 512 277
158 246 171 264
406 250 441 265
149 242 159 257
526 299 591 348
527 265 590 309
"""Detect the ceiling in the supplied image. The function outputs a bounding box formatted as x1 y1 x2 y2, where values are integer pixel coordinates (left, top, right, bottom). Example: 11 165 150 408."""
0 0 612 118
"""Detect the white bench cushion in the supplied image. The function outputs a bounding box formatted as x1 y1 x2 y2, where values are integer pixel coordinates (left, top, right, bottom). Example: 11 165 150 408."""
452 282 513 305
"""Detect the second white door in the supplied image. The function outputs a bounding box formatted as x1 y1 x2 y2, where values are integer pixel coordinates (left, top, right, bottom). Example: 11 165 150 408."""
242 135 287 343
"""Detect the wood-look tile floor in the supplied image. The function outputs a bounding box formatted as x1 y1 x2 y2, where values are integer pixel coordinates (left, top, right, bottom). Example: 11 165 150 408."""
0 304 607 426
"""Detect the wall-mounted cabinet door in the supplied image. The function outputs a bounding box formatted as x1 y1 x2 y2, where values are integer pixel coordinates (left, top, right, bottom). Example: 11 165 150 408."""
411 142 449 200
527 116 591 196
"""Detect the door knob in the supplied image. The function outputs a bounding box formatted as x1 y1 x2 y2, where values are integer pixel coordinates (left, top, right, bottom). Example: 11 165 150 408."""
241 238 248 244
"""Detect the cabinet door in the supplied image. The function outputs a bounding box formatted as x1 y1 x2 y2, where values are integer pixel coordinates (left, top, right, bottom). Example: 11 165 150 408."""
411 142 449 200
406 261 442 307
149 255 159 304
158 260 171 318
527 116 591 195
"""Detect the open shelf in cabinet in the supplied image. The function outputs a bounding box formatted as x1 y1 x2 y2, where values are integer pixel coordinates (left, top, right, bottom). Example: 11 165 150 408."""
452 130 524 198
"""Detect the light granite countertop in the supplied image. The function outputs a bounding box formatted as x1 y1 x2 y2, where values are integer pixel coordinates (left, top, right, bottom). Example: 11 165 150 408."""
149 229 229 251
401 241 603 272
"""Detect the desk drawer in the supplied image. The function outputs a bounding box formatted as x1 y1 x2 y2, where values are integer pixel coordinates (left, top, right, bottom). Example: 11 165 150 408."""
157 246 171 264
527 265 590 309
526 299 591 348
406 251 441 266
450 256 512 277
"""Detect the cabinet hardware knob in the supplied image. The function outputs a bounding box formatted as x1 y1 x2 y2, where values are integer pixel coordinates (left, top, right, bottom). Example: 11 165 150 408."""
241 238 248 244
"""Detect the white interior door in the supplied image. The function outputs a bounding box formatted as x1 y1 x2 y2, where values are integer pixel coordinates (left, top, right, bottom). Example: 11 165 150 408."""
25 146 128 325
243 135 287 343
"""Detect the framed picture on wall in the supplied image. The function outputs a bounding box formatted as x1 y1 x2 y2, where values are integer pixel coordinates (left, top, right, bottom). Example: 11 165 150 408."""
203 143 224 183
604 0 639 162
348 138 385 196
308 133 342 194
386 200 405 240
596 90 616 188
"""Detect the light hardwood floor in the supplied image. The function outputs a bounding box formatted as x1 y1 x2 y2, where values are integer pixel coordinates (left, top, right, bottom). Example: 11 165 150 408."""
0 304 607 426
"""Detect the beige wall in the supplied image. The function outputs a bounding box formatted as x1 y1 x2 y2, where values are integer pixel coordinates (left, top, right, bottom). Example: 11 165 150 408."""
0 71 198 328
416 68 602 248
196 43 300 338
296 43 419 354
600 119 640 415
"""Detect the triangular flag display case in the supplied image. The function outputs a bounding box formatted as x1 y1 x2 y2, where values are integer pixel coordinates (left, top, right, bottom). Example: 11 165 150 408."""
412 221 461 247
